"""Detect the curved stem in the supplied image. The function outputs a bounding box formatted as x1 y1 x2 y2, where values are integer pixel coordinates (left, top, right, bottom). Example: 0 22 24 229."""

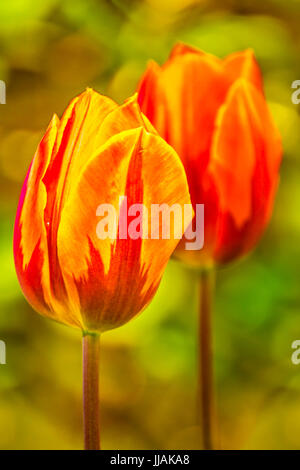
82 332 100 450
197 269 218 450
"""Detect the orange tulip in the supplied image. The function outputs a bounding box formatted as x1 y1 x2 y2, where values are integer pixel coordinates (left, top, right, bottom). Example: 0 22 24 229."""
137 44 282 450
137 43 282 268
13 89 192 333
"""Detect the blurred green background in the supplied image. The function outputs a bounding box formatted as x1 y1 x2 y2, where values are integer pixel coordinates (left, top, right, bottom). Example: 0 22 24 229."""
1 0 300 450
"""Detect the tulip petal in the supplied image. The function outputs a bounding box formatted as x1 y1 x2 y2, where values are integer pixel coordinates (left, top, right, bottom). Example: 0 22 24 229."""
98 94 157 144
57 128 191 332
224 49 263 92
14 115 62 318
168 42 206 59
137 60 165 130
209 78 282 246
43 89 117 225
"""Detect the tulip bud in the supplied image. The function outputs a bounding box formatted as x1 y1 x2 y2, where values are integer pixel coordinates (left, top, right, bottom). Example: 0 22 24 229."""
137 44 282 268
14 89 192 332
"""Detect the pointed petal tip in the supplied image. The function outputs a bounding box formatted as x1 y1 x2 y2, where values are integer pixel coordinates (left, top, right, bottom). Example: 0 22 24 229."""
51 113 60 123
123 92 139 108
169 42 203 59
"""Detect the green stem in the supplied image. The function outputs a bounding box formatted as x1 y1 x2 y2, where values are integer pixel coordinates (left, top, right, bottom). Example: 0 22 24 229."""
82 332 100 450
197 269 218 450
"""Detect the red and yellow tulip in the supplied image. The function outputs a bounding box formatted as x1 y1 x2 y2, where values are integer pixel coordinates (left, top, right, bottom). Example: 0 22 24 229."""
138 43 282 268
14 89 192 333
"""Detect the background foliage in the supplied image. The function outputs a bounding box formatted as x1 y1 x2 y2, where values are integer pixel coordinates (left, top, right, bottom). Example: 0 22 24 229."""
1 0 300 449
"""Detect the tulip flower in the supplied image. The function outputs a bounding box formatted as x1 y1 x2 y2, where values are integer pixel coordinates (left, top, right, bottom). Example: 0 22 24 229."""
137 44 282 449
14 88 192 450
